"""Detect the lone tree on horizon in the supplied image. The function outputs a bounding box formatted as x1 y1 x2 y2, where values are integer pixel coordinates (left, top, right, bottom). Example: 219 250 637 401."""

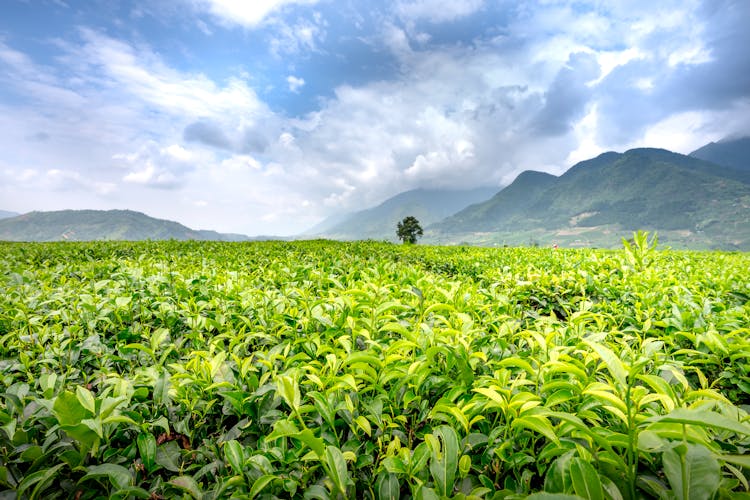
396 216 423 244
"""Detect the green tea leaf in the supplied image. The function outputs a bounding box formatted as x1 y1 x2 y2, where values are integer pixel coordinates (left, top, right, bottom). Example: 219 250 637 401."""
324 445 351 495
224 439 245 473
512 415 560 445
137 433 157 473
169 475 203 499
53 391 91 426
17 463 65 500
248 474 277 499
570 458 604 500
376 472 400 500
426 425 459 497
80 464 133 490
647 408 750 436
583 340 627 388
663 444 720 500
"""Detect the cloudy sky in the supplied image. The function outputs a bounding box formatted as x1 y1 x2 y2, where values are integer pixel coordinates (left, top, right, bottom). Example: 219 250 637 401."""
1 0 749 235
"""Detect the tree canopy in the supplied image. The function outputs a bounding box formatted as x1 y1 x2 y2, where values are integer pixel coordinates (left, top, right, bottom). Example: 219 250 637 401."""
396 216 423 244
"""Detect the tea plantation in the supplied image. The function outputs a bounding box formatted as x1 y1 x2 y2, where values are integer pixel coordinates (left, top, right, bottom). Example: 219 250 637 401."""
1 235 749 499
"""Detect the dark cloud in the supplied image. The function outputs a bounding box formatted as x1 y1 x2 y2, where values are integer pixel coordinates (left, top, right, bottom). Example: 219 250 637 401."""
184 120 270 154
240 128 270 154
183 120 233 150
595 0 750 144
532 52 600 136
26 131 51 142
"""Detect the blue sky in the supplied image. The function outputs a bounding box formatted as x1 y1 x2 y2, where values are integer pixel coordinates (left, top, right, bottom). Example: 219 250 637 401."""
1 0 749 235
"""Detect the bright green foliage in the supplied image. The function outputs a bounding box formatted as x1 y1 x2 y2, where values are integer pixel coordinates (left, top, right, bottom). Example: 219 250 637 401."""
1 238 750 499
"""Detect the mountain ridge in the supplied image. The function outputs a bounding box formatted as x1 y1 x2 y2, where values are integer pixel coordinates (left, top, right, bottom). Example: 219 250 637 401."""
690 136 750 172
0 209 255 242
429 146 750 249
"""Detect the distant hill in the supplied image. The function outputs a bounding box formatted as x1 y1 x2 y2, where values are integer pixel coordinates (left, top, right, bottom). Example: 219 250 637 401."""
430 148 750 250
690 136 750 172
0 210 19 220
312 187 498 241
0 210 253 242
301 212 354 236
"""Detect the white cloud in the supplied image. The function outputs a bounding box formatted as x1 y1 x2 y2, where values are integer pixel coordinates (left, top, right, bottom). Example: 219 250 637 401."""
220 155 263 171
193 0 320 28
267 13 326 56
395 0 483 23
287 75 305 92
72 29 268 119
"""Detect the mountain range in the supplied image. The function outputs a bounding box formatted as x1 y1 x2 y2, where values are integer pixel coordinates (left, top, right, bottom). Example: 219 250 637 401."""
1 137 749 249
430 146 750 249
0 210 254 242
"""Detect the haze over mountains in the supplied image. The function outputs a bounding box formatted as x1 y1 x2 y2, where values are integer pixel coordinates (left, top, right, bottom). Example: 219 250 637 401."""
306 187 498 241
1 137 749 249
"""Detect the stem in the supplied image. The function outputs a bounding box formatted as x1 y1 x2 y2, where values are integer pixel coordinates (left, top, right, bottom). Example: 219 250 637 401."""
625 381 637 500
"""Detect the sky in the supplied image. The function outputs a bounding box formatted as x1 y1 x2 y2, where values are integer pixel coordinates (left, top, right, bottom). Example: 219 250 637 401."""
1 0 749 235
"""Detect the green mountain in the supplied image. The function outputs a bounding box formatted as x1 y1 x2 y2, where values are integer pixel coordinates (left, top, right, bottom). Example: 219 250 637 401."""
0 210 253 242
0 210 19 220
313 187 498 241
690 136 750 172
430 148 750 250
436 171 557 232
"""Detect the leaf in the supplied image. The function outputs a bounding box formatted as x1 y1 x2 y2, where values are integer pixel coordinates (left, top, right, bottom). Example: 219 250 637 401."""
583 340 627 388
324 445 351 495
16 463 65 500
79 464 133 490
662 443 720 500
647 408 750 436
156 440 181 472
527 494 584 500
110 486 152 499
276 374 301 411
137 433 157 473
544 451 574 493
426 425 460 497
717 454 750 469
512 415 560 444
81 417 103 439
458 455 471 478
355 415 372 436
570 458 604 500
153 370 171 406
248 474 277 499
376 472 400 500
52 390 91 426
224 439 245 473
266 419 325 458
415 486 440 500
169 476 203 499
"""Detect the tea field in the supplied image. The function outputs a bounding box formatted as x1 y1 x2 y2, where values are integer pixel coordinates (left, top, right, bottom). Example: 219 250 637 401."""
1 235 750 499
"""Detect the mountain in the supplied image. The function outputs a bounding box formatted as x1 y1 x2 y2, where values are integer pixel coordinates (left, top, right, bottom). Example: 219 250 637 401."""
301 212 354 236
436 171 557 233
0 210 253 242
690 136 750 172
0 210 19 220
312 187 498 241
430 148 750 250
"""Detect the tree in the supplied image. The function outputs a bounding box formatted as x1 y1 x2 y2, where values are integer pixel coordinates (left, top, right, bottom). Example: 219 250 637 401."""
396 216 423 244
